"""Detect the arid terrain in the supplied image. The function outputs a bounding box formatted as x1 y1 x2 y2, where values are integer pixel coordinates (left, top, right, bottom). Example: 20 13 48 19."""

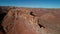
0 6 60 34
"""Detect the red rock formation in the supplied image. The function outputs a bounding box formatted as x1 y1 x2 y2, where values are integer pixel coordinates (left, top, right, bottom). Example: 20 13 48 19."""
0 6 60 34
2 9 41 34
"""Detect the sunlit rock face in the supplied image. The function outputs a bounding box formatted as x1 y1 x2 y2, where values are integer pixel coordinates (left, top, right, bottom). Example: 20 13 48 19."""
0 6 60 34
2 9 41 34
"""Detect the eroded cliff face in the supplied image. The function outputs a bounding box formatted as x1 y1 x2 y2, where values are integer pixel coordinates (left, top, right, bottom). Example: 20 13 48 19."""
0 6 60 34
2 9 41 34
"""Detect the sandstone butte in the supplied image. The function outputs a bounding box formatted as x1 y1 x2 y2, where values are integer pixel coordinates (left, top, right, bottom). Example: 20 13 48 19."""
0 6 60 34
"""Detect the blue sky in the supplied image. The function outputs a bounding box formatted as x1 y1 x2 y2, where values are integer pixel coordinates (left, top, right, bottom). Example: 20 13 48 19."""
0 0 60 8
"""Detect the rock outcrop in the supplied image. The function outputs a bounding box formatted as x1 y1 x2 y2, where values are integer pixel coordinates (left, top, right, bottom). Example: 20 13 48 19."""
0 6 60 34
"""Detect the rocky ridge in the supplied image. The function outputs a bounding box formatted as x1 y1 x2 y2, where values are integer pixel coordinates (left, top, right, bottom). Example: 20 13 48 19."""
0 6 60 34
